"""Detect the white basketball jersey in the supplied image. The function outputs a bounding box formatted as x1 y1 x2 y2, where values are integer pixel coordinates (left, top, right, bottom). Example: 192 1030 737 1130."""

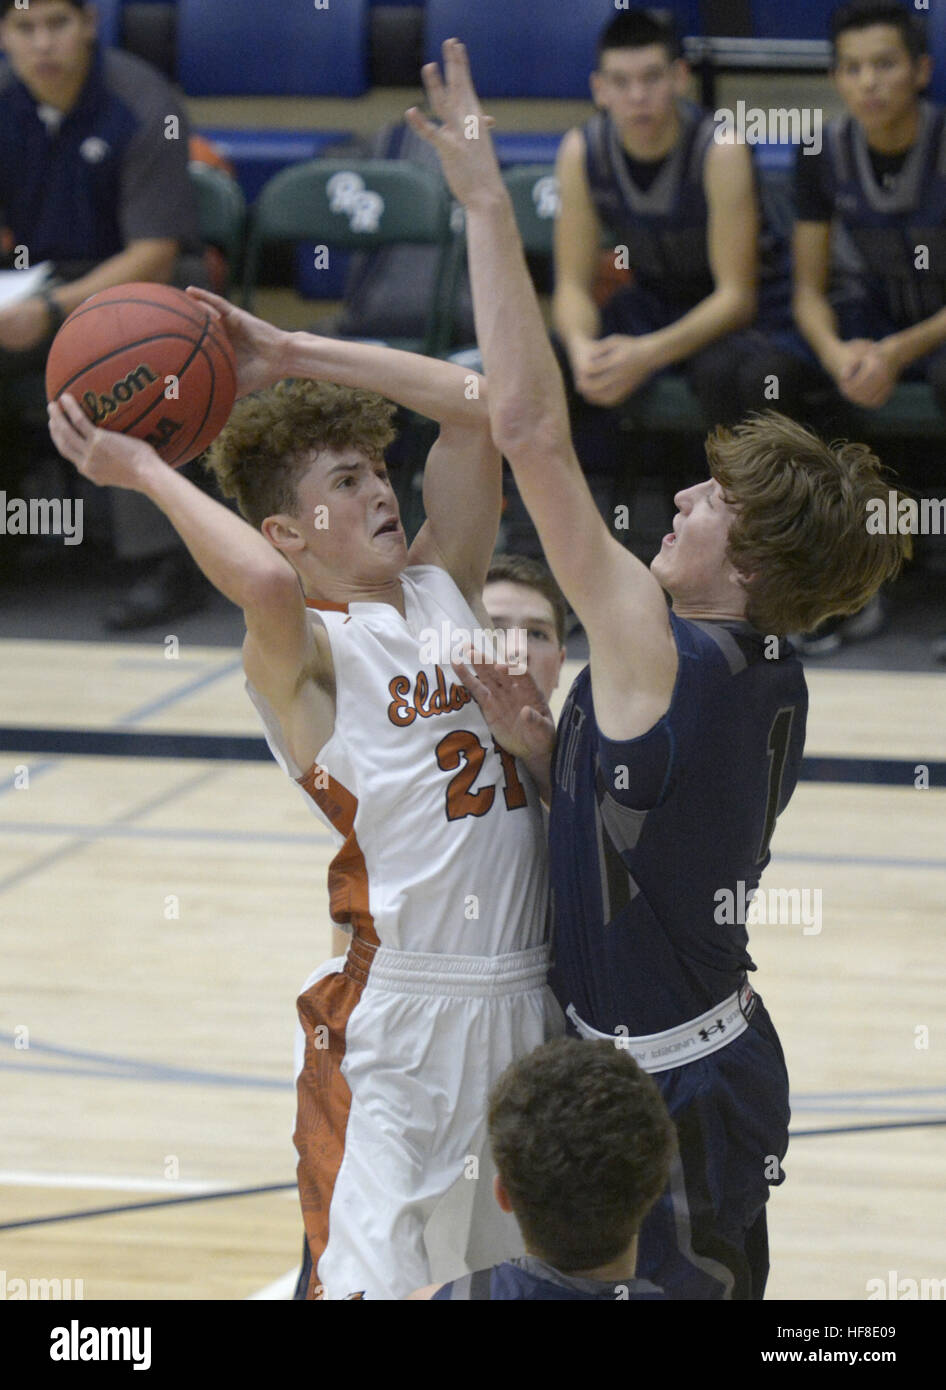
247 564 549 956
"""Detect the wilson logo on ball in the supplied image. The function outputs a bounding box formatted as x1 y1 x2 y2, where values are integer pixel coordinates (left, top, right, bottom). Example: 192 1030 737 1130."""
45 283 238 467
81 364 159 424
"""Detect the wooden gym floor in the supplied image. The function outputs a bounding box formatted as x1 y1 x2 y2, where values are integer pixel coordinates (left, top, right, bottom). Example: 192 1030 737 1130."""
1 639 944 1300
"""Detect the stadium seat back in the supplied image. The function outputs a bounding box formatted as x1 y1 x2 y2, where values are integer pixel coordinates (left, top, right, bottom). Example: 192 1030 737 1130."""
188 163 247 271
424 0 702 98
244 160 453 354
177 0 369 96
94 0 122 47
502 166 560 256
750 1 831 41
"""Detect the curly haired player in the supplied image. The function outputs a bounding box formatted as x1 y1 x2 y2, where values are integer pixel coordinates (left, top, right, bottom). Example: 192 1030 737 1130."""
48 290 559 1300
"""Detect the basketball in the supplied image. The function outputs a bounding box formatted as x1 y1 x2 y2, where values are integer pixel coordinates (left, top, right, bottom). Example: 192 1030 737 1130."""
45 283 238 467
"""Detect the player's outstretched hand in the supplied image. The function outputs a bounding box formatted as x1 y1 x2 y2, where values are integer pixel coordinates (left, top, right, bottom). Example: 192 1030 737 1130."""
405 38 502 209
184 287 291 399
48 394 158 491
452 653 556 766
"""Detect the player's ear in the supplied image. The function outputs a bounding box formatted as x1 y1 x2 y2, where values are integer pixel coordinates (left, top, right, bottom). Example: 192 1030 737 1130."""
671 58 690 97
262 513 307 555
589 69 606 111
493 1175 514 1213
914 53 933 95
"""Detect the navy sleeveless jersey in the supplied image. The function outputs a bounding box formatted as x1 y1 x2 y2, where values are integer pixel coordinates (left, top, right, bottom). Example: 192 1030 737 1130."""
822 102 946 327
583 103 791 320
432 1259 666 1301
548 614 808 1036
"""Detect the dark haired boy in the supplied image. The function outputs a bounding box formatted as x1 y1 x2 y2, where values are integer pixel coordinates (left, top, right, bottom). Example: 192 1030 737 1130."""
552 6 800 462
0 0 207 624
410 1039 675 1301
794 1 945 412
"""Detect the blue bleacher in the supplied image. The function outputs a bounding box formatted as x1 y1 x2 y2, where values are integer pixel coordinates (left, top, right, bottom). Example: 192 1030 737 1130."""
94 0 122 47
424 0 702 99
176 0 369 97
929 5 946 105
750 2 830 41
196 129 351 203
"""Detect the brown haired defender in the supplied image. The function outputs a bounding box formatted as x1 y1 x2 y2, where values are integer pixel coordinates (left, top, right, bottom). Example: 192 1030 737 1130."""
705 410 913 636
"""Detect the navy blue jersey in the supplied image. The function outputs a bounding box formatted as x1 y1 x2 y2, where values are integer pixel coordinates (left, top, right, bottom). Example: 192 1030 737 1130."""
0 46 201 266
796 102 946 328
583 104 791 324
432 1258 666 1301
548 615 808 1036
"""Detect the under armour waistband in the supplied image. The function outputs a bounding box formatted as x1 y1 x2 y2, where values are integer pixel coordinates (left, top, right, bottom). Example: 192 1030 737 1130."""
566 979 757 1074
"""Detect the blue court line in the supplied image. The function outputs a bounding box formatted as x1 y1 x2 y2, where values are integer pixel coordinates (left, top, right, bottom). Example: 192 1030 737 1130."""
798 756 946 785
771 850 946 871
0 1182 296 1234
2 726 944 787
0 728 271 762
791 1117 946 1138
4 1117 945 1236
789 1103 946 1116
0 1033 289 1090
788 1085 946 1101
0 767 221 895
0 655 241 800
0 819 938 870
4 1036 943 1107
0 822 331 848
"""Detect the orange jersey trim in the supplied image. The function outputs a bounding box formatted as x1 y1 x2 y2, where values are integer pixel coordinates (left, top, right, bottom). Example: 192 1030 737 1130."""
297 764 379 948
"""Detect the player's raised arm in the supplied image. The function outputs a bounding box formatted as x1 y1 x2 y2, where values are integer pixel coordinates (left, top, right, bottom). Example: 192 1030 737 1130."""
187 288 500 610
47 393 315 714
406 41 677 738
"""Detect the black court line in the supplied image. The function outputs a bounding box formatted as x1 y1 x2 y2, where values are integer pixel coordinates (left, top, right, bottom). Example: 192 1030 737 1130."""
2 727 944 785
0 1182 295 1233
3 1118 944 1234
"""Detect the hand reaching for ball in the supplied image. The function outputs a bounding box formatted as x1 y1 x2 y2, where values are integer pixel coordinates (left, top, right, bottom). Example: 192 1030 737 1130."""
48 393 160 491
184 287 291 399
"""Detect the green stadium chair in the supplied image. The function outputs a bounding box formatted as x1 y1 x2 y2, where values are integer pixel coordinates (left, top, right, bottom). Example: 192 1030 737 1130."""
188 162 247 284
243 159 453 356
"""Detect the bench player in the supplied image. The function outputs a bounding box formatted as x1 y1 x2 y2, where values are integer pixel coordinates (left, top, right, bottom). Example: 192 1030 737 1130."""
408 40 912 1299
48 292 559 1300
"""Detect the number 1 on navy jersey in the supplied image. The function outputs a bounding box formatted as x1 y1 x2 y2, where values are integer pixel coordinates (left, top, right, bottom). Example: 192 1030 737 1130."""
757 706 795 864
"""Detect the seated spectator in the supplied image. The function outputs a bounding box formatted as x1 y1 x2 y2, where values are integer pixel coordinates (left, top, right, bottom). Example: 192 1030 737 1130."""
408 1038 676 1301
794 1 946 419
791 0 943 654
551 7 804 507
0 0 209 626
